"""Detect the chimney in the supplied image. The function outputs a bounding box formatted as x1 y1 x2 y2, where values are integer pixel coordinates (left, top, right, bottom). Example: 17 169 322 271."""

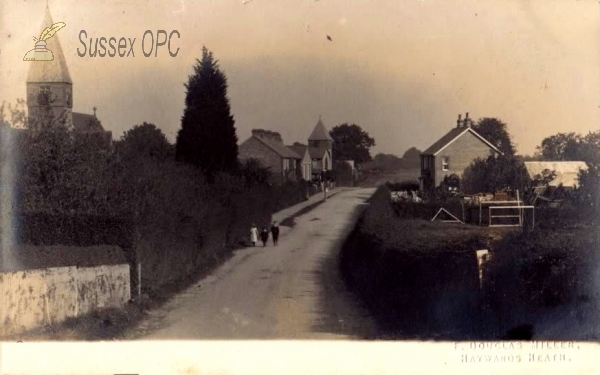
465 112 472 127
457 114 462 128
270 131 283 143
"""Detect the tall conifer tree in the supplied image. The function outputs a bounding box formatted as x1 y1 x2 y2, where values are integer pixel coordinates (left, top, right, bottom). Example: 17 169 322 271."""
176 47 238 177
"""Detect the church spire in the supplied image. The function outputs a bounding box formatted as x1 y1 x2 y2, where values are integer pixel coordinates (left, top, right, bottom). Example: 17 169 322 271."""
26 6 72 84
308 116 333 141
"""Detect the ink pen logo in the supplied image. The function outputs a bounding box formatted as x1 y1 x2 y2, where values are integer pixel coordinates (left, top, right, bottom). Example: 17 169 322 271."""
23 21 66 61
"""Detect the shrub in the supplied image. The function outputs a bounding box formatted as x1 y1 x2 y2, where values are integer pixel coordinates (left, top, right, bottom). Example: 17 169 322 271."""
341 186 490 338
487 227 598 312
386 180 419 192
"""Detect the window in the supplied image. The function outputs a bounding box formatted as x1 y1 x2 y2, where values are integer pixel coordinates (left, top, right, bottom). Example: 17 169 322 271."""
283 159 289 170
442 157 449 171
38 86 51 105
66 89 71 106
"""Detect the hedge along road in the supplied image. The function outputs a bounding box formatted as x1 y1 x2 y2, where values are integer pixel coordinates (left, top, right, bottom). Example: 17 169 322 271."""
129 188 378 340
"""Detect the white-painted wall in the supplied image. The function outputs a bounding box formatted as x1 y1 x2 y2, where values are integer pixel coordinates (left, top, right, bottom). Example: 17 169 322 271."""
0 264 130 336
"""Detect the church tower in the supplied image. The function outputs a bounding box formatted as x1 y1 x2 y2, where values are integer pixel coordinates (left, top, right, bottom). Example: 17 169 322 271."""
307 117 333 150
307 117 334 176
26 6 73 130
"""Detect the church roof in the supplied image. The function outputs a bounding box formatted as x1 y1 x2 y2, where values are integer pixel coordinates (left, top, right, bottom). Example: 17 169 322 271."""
308 146 329 159
27 7 72 84
72 112 105 133
308 118 333 141
287 143 308 158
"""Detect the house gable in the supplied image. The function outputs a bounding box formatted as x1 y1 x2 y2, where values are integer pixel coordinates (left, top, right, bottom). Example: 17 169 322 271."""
433 130 500 186
422 127 502 156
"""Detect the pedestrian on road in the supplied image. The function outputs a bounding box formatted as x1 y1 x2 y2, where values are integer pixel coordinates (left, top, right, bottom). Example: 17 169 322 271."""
250 224 258 247
260 227 269 247
271 221 280 246
323 180 328 200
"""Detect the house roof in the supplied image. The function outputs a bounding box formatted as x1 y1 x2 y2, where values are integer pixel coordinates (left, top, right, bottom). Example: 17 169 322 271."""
421 126 502 156
287 144 308 158
26 7 73 84
72 112 105 133
308 119 333 141
252 135 301 159
308 145 329 159
524 161 588 188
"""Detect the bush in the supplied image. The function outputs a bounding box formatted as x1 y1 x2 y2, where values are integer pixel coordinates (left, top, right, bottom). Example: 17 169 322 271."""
341 186 490 338
385 180 419 192
487 227 598 312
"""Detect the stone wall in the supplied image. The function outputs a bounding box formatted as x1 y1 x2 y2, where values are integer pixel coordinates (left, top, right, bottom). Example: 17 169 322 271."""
0 263 130 336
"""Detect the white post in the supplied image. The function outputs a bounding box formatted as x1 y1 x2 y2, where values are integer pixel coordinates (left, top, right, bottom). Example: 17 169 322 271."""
137 262 142 299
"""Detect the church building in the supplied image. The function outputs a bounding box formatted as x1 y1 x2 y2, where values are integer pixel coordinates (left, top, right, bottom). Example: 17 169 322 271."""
26 6 112 145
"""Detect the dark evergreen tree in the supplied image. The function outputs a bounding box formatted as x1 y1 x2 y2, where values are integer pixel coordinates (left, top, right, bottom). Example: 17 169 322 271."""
176 47 238 177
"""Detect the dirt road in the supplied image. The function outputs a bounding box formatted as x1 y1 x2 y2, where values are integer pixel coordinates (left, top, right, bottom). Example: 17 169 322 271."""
129 188 377 340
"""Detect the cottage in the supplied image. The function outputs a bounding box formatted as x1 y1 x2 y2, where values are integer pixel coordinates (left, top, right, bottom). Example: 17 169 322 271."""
287 142 312 180
238 129 302 183
419 113 502 191
307 118 333 180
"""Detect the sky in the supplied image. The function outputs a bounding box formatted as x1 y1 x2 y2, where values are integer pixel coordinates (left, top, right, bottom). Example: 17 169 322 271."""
1 0 598 156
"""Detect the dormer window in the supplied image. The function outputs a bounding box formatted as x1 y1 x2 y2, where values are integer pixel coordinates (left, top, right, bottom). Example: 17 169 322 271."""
442 157 450 171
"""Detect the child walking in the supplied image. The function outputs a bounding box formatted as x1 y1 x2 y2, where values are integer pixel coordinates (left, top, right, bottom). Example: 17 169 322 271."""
260 227 269 247
250 224 258 247
270 221 280 246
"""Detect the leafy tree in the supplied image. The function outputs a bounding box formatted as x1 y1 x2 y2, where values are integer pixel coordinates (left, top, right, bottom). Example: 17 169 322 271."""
577 131 600 165
116 122 173 161
402 147 421 160
329 123 375 164
536 132 582 161
575 163 600 213
333 160 354 184
402 146 422 168
372 153 403 171
0 99 28 129
176 46 238 177
472 118 515 156
462 155 530 195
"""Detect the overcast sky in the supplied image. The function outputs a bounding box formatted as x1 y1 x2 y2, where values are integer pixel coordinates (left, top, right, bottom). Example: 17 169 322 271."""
1 0 598 156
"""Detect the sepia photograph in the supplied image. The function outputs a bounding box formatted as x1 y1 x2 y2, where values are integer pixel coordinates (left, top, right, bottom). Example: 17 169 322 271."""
0 0 599 373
